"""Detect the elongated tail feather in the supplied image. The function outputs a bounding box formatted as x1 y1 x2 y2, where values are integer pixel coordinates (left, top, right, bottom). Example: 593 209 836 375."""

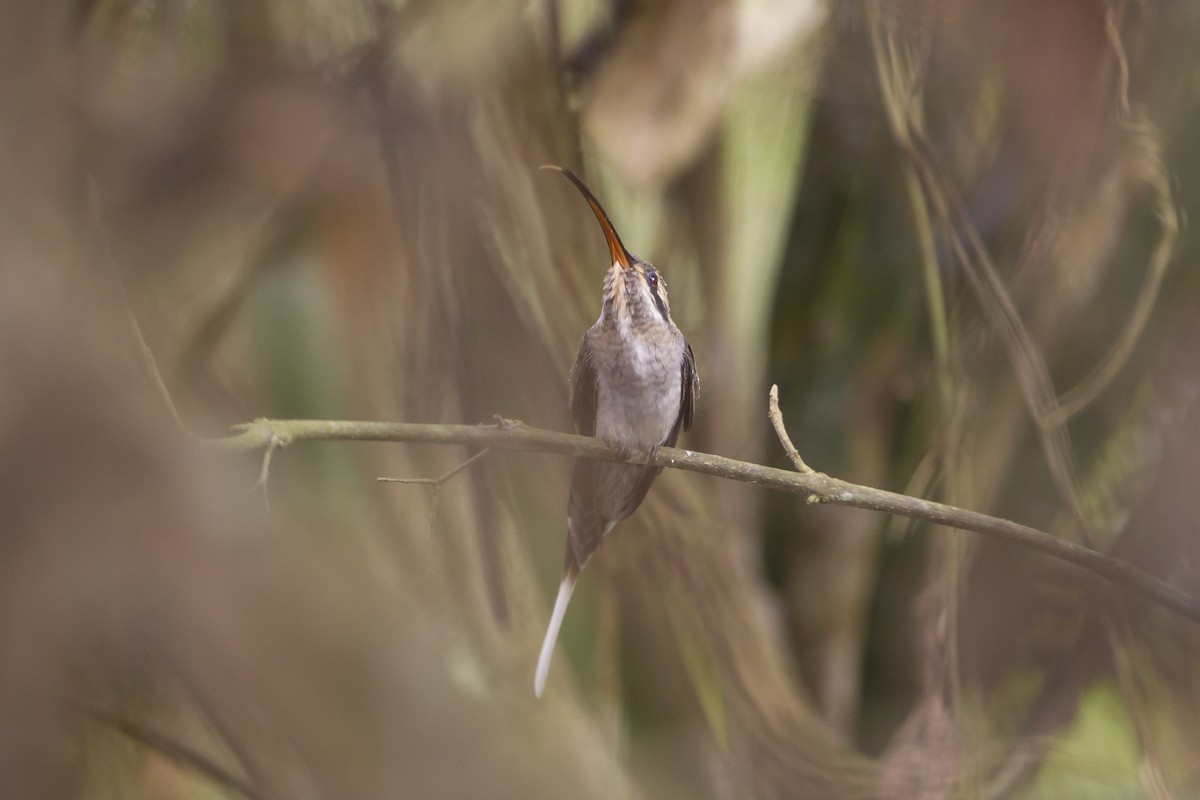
534 576 577 698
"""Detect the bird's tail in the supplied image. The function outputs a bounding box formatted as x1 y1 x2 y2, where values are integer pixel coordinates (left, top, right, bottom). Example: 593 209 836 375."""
534 575 577 698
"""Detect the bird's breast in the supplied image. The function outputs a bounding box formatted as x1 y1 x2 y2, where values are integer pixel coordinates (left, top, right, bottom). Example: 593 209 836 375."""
591 326 684 449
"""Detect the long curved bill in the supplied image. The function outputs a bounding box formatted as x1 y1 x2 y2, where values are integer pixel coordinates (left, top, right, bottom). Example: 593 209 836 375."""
541 165 632 270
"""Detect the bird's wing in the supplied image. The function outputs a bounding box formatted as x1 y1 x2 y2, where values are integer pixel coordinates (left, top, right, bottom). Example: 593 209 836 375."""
569 334 597 437
565 333 603 572
679 340 698 434
566 459 603 572
662 340 698 446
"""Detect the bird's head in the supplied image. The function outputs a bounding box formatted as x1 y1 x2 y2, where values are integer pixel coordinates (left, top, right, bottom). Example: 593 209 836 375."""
543 165 673 327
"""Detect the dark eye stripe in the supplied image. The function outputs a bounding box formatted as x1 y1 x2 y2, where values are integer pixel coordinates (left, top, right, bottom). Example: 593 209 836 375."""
651 294 668 321
647 278 669 321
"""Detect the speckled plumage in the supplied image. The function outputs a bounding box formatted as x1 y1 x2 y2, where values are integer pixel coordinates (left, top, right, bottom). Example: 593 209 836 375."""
535 167 697 698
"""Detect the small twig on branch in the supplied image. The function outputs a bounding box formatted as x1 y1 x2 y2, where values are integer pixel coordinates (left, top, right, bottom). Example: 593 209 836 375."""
378 448 491 536
211 415 1200 627
768 384 815 475
377 447 491 487
88 708 270 800
253 432 282 512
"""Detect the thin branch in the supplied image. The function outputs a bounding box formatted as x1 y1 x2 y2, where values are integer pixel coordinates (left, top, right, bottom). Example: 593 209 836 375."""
178 677 271 796
213 416 1200 627
768 385 814 474
252 432 281 512
89 709 270 800
377 447 490 486
378 448 490 536
1048 2 1179 424
128 311 193 439
868 5 1094 544
89 177 195 440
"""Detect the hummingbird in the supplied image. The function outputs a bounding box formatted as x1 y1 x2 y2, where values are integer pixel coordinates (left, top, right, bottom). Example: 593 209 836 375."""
534 166 698 698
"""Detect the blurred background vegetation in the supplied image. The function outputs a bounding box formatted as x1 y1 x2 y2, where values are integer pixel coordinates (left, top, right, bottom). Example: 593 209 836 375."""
3 0 1200 797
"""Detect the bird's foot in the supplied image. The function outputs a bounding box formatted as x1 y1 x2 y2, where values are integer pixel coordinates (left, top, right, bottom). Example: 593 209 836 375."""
647 444 660 466
613 443 637 462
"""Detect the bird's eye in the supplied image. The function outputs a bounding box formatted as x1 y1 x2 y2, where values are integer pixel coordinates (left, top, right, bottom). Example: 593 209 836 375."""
645 272 658 289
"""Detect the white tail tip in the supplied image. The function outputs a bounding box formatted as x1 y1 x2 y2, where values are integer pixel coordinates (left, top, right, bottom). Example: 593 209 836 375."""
534 577 577 698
